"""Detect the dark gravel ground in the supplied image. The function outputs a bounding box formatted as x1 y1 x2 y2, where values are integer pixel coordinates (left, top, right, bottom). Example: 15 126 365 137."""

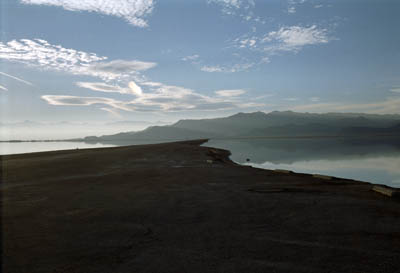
1 139 400 273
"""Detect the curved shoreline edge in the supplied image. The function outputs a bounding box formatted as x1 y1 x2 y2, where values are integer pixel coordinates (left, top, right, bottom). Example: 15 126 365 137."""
1 138 399 192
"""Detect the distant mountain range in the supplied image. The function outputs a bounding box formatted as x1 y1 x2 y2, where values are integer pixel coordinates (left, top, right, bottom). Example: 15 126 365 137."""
82 111 400 143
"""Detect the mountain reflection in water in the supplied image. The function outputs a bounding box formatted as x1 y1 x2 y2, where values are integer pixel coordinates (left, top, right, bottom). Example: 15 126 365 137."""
206 136 400 187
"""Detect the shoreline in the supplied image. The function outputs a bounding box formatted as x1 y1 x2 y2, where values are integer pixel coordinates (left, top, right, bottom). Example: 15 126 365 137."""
1 132 400 143
2 138 400 190
2 140 400 272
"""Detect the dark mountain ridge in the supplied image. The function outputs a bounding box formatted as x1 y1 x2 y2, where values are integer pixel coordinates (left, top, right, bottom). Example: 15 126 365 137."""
83 111 400 143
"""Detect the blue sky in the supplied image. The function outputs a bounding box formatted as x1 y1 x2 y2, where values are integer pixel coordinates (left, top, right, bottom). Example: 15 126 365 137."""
1 0 400 125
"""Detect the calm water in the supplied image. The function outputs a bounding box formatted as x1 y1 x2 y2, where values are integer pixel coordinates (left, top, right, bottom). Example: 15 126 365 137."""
206 137 400 188
0 141 117 155
1 137 400 188
0 139 175 155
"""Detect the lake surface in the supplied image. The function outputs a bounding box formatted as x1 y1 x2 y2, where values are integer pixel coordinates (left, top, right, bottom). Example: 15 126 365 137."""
0 142 116 155
206 137 400 188
1 137 400 188
0 139 176 155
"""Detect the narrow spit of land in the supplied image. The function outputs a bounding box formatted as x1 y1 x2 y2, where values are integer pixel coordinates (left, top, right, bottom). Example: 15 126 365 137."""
1 140 400 273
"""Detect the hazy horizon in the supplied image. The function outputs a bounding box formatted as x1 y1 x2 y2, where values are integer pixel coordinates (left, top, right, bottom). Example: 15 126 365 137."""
2 109 400 141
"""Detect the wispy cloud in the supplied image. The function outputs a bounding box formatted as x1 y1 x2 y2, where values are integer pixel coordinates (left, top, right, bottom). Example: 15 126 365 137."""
77 80 145 96
41 95 132 111
43 81 262 113
0 39 156 81
287 0 306 14
284 97 299 101
0 38 105 75
309 97 320 102
182 53 255 73
210 1 332 71
238 38 257 48
20 0 154 27
182 54 199 62
390 87 400 93
100 107 123 118
233 24 332 63
287 6 296 13
208 0 262 23
0 84 8 91
0 71 33 85
201 66 225 73
201 62 254 73
215 89 246 97
141 81 162 87
208 0 244 14
86 60 156 80
42 95 116 106
128 81 143 96
263 25 330 53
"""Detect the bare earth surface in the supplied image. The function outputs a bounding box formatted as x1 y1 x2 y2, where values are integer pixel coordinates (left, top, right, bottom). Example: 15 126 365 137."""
1 140 400 273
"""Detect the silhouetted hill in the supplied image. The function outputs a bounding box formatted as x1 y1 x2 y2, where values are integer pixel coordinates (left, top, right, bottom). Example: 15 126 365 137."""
172 111 271 136
84 126 216 143
82 111 400 143
173 111 400 136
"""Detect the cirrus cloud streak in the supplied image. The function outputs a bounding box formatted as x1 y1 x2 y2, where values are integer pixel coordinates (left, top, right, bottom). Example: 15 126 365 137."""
20 0 154 27
0 71 33 85
43 81 261 113
234 25 331 55
215 89 246 97
0 39 156 81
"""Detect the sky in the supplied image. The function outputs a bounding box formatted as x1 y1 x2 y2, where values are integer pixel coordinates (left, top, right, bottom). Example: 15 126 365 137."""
1 0 400 129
